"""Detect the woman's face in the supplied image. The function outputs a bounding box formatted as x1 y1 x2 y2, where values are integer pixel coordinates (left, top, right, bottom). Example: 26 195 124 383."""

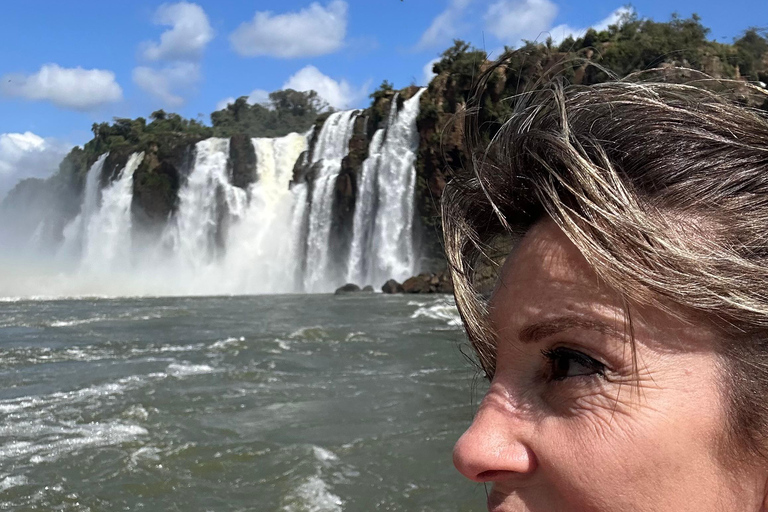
453 220 768 511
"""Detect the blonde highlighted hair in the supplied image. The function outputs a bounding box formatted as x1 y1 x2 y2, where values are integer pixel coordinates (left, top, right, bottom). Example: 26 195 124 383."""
442 70 768 454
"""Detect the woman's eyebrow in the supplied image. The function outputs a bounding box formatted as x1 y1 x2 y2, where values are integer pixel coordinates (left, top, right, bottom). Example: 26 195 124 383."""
518 316 623 344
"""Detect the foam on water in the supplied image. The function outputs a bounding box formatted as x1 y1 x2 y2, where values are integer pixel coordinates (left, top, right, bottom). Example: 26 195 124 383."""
166 362 215 377
410 298 462 328
48 316 106 327
210 336 245 351
0 475 28 491
0 421 147 465
312 445 339 464
129 446 162 466
282 475 343 512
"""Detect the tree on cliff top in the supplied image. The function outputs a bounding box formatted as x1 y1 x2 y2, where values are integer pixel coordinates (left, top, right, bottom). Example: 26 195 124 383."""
734 28 768 82
211 89 328 138
85 112 213 162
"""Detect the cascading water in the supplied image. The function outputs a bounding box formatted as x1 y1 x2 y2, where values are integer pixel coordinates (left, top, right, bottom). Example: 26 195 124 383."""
168 138 245 271
79 152 145 275
302 110 359 293
59 153 108 262
217 133 309 293
141 133 309 295
347 89 426 287
1 89 427 298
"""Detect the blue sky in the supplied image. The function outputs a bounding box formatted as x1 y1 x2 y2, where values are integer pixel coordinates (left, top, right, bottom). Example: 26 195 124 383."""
0 0 765 197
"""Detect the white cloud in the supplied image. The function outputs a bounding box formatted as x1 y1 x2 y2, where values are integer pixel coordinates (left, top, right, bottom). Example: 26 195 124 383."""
416 0 473 50
215 89 270 111
141 2 214 61
422 58 440 86
134 3 212 107
0 132 70 199
215 96 236 110
548 7 633 46
283 66 367 110
230 1 347 58
0 64 122 111
484 0 559 47
216 89 270 110
133 62 200 107
247 89 271 105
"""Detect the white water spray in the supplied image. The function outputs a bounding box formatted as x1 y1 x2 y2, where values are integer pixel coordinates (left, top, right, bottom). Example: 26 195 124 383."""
79 152 145 275
347 89 426 286
59 153 108 262
303 110 359 292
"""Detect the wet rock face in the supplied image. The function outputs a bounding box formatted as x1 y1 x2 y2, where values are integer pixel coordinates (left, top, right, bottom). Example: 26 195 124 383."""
330 114 369 271
130 137 199 229
131 152 182 229
101 149 133 188
131 152 181 227
399 272 454 294
291 150 310 185
334 283 361 294
228 134 257 189
381 279 405 294
334 283 375 294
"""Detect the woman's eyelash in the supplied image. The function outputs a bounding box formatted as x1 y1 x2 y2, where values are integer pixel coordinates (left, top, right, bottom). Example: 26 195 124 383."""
541 347 607 382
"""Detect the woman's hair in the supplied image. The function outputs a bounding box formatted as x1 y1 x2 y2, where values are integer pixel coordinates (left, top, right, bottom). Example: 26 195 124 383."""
441 70 768 455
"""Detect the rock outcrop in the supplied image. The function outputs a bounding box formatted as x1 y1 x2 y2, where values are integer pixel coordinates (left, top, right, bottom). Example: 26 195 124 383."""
381 272 453 294
228 134 257 189
335 283 375 294
335 283 361 294
381 279 405 294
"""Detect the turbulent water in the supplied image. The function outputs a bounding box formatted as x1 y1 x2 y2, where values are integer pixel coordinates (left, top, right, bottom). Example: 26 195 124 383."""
0 294 488 510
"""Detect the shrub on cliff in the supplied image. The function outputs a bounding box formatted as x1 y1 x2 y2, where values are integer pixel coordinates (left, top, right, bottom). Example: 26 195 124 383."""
211 89 329 138
85 111 213 167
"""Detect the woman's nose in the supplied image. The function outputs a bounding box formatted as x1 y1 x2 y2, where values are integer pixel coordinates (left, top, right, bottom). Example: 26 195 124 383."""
453 396 537 482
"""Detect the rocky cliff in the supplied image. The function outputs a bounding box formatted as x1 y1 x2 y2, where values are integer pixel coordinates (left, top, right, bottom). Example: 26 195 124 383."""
3 16 766 290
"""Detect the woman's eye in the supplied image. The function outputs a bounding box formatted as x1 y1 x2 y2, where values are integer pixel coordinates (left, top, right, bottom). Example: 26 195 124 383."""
542 347 606 382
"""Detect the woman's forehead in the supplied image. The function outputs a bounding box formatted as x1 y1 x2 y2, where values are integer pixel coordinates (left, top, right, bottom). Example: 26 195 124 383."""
490 219 718 354
496 220 604 300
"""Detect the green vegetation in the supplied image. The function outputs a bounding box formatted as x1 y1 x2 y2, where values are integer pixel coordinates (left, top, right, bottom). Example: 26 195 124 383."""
734 28 768 82
211 89 328 138
412 14 768 262
86 110 213 166
5 13 766 263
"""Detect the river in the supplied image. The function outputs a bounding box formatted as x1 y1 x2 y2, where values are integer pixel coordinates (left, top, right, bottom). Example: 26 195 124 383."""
0 293 488 511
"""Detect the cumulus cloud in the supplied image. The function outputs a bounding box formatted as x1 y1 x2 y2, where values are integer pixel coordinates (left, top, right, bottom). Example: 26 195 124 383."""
548 7 633 46
133 3 212 107
214 89 271 111
141 2 214 61
484 0 559 46
0 64 122 111
133 62 200 107
0 132 70 199
247 89 271 105
422 58 440 86
230 1 347 58
416 0 473 50
215 96 236 111
283 66 367 110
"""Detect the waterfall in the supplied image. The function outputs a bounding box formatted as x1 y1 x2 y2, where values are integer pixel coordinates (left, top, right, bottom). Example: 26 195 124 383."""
169 138 246 271
59 153 108 262
1 89 428 299
303 110 359 293
289 183 310 290
217 133 309 293
80 152 145 274
141 134 309 295
347 89 426 287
